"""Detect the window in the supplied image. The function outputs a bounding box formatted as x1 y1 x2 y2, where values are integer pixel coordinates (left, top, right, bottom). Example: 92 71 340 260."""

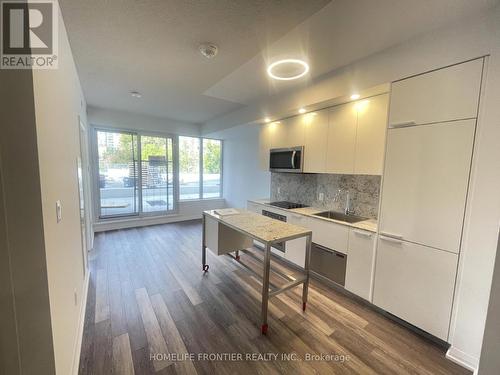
179 136 222 200
179 136 201 200
96 130 174 218
96 130 222 219
202 139 222 198
97 130 139 217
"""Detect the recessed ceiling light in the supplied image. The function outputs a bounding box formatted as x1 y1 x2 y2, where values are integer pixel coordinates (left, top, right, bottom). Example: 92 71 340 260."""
264 117 271 123
267 59 309 81
298 108 306 114
350 93 360 100
130 91 142 98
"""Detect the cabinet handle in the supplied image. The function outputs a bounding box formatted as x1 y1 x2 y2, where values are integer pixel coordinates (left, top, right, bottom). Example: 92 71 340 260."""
353 229 372 238
389 121 417 129
379 235 403 244
379 232 403 240
314 244 335 254
291 151 296 169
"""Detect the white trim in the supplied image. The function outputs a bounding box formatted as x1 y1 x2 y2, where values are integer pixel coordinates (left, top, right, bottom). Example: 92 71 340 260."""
446 346 479 373
93 198 226 232
71 272 90 375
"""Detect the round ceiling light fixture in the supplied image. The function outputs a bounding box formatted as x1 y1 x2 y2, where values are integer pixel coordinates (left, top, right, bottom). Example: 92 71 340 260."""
199 43 218 59
267 59 309 81
130 91 142 98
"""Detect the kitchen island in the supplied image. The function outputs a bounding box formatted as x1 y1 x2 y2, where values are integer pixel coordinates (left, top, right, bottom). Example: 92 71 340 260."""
201 209 312 334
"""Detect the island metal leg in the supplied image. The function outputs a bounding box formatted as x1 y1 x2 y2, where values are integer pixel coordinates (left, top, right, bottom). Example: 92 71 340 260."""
235 249 240 260
260 242 271 334
302 233 312 311
201 214 209 272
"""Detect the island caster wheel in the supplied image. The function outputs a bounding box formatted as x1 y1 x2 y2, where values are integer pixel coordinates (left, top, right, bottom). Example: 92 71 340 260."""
302 302 307 311
202 264 209 272
261 324 268 335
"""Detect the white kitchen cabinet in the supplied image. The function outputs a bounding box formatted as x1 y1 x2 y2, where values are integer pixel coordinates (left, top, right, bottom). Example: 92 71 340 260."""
379 119 475 253
306 216 349 254
286 116 305 148
354 94 389 175
345 229 376 301
270 117 304 150
270 120 288 149
325 102 357 174
303 109 329 173
389 58 483 127
373 237 458 341
258 123 273 171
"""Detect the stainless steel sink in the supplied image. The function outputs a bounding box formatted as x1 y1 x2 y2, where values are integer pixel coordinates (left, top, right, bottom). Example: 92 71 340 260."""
313 211 367 223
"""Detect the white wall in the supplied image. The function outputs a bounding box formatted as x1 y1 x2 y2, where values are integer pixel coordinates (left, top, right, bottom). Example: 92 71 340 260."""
203 6 500 370
88 106 201 136
208 123 270 208
31 5 89 374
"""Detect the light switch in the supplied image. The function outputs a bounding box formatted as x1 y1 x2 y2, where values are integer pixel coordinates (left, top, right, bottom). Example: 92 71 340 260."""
318 192 324 201
56 200 62 223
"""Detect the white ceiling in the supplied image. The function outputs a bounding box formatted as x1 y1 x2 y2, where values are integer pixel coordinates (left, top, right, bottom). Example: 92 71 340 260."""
205 0 499 105
60 0 331 124
61 0 497 126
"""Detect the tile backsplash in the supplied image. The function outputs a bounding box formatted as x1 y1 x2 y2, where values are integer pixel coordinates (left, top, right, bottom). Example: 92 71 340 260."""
270 173 381 219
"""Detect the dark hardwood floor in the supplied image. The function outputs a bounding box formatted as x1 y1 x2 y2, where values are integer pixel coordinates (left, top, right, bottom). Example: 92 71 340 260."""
79 220 470 375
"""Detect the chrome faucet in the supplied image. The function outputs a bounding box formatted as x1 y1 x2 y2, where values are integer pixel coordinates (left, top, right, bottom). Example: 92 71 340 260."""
345 191 354 215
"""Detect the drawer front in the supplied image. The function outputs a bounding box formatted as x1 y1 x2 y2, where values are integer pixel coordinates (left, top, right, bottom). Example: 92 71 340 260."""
389 58 483 127
311 243 347 285
306 217 349 254
373 237 458 340
345 229 376 301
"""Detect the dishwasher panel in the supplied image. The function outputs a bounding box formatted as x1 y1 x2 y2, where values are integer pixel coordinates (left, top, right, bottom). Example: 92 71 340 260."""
310 243 347 286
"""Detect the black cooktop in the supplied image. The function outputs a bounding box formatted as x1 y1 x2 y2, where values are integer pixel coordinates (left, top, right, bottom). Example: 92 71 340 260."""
269 201 309 209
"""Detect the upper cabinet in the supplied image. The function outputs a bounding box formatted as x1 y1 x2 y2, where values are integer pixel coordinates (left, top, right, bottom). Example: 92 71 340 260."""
325 94 389 175
354 94 389 175
325 102 358 174
258 92 390 175
303 109 329 173
389 59 483 127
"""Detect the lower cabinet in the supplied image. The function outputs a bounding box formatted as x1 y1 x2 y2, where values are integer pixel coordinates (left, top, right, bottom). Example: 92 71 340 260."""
373 237 458 340
307 216 349 254
345 229 376 301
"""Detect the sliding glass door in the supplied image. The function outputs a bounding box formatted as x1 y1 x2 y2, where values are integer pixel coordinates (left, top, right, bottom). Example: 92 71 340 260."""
140 136 174 213
96 130 175 218
97 130 139 217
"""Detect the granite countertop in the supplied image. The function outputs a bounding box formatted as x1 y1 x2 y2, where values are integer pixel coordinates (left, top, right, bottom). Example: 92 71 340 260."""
204 209 312 244
248 199 378 233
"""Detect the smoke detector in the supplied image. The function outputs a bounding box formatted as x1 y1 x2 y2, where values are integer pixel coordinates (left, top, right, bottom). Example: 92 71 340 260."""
199 43 218 59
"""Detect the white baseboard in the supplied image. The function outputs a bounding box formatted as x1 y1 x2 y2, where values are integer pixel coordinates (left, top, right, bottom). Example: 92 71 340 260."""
446 346 479 373
93 213 203 232
71 272 90 375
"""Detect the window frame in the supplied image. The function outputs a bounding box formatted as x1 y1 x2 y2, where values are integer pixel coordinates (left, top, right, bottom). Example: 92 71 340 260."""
201 137 223 200
91 126 179 221
178 136 223 201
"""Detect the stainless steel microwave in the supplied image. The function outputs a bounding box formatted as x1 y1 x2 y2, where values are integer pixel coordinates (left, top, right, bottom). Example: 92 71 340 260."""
269 146 304 172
